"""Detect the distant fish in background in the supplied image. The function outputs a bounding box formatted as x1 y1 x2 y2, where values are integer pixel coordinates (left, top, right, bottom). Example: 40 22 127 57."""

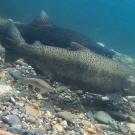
0 11 115 58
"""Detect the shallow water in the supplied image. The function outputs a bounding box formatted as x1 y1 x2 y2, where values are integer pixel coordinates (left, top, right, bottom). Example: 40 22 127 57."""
0 0 135 56
0 1 135 134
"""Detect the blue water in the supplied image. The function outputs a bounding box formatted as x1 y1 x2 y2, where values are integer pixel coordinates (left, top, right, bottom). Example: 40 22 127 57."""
0 0 135 56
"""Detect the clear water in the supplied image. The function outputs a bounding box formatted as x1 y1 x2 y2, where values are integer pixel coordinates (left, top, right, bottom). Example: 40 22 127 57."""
0 0 135 56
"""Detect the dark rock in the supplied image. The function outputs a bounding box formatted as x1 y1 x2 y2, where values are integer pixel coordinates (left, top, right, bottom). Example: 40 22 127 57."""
56 86 69 92
26 116 37 124
106 93 122 104
117 124 129 134
108 111 129 121
3 102 13 106
2 114 21 127
54 107 62 112
21 131 34 135
33 130 45 135
9 97 16 105
1 112 10 116
21 130 45 135
86 111 95 123
8 127 25 134
43 100 55 113
10 70 22 80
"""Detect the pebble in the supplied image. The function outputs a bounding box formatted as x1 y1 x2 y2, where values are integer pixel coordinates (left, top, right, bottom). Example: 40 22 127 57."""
11 109 21 116
26 116 37 124
0 71 7 78
16 101 25 107
94 111 115 124
46 111 54 119
16 59 28 67
56 86 69 92
32 102 39 109
54 107 62 112
9 97 16 105
57 111 76 123
25 104 41 117
33 130 45 135
85 126 97 134
36 93 43 100
61 120 68 128
53 123 64 132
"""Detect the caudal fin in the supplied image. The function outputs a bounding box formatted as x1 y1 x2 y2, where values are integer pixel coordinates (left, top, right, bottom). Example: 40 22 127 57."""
6 22 25 44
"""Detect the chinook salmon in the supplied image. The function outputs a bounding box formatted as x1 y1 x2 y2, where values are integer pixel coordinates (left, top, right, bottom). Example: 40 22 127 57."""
0 11 114 58
2 22 135 95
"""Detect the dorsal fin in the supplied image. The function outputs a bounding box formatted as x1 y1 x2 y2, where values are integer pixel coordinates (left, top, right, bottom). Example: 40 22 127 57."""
6 22 25 44
31 11 52 26
33 41 43 48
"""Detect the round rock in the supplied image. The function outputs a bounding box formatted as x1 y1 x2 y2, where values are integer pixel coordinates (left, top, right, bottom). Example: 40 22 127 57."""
94 111 115 124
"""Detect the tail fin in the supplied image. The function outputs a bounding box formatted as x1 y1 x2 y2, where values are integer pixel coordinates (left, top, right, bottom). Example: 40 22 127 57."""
6 22 25 44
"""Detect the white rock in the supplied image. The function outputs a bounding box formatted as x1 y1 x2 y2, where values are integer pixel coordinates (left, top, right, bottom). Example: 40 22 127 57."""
0 85 12 95
61 120 68 128
126 123 135 132
46 111 54 118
